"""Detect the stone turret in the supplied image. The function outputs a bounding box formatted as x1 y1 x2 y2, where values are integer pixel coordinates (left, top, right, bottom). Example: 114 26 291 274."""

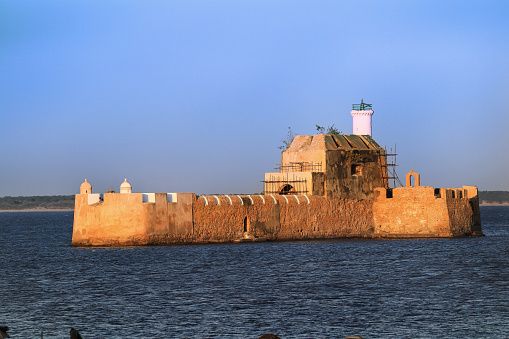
80 179 92 194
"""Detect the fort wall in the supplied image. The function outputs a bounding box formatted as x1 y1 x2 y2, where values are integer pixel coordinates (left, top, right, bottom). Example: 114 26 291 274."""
72 192 377 246
192 194 375 243
372 186 482 238
72 192 195 246
275 196 374 239
73 193 152 246
72 183 482 247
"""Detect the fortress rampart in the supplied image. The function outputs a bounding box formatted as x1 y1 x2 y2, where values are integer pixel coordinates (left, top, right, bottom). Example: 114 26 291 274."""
72 184 482 247
373 185 482 238
73 193 375 246
72 101 483 246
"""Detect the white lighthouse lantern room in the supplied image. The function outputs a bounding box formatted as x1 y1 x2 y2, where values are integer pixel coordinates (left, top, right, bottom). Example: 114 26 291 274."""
350 99 374 136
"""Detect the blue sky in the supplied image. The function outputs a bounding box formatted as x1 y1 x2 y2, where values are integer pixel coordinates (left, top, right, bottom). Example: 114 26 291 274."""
1 0 508 196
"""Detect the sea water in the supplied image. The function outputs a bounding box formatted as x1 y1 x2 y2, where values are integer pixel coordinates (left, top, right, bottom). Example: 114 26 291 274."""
0 207 508 338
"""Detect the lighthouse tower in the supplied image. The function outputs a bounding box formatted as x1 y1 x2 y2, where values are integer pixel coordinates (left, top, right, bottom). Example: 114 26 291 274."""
350 99 374 136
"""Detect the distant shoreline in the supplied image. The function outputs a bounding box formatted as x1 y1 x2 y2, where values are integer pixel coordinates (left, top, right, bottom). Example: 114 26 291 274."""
1 204 508 212
0 209 74 212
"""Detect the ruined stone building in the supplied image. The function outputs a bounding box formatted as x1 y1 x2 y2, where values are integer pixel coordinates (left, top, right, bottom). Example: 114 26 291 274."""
264 133 386 200
264 99 390 201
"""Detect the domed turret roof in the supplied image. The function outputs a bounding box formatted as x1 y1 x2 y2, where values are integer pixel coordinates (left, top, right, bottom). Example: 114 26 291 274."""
120 178 131 189
80 179 91 190
80 179 92 194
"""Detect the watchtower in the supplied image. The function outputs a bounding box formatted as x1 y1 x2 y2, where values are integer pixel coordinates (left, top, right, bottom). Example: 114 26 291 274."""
350 99 374 136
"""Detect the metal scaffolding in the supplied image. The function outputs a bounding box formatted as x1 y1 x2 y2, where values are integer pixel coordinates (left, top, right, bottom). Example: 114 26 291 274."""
380 145 403 189
276 161 322 173
262 174 309 195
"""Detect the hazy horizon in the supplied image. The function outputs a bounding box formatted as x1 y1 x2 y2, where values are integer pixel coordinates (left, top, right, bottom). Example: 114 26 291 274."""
2 1 508 197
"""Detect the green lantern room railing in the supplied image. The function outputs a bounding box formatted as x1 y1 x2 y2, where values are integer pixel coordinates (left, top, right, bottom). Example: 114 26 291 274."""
352 99 372 111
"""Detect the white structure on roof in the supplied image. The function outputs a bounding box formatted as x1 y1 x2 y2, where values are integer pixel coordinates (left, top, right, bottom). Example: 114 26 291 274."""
120 178 132 193
80 179 92 194
350 99 374 136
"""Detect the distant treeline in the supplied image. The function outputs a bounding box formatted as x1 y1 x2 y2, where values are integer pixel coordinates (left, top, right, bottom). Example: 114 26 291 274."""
478 191 509 204
0 191 507 210
0 195 74 210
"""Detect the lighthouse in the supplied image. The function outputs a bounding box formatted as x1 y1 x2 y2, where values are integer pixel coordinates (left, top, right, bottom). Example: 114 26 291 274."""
350 99 374 136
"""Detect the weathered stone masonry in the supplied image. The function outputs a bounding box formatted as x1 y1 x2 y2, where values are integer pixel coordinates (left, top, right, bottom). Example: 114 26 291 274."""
373 185 482 238
72 183 481 247
73 193 376 246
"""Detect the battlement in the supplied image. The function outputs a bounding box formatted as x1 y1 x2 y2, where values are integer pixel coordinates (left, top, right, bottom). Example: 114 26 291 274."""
83 192 180 205
72 192 195 246
374 185 479 201
373 184 482 238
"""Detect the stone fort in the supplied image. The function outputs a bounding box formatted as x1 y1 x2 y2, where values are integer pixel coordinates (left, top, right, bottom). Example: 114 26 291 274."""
72 101 483 246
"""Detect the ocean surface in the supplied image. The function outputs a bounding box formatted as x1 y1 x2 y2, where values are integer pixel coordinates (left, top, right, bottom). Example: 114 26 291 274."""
1 207 508 338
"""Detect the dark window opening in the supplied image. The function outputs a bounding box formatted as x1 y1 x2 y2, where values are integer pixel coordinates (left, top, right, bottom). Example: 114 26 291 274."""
459 191 463 199
351 164 362 176
386 188 393 198
434 188 441 198
280 184 295 195
451 190 456 199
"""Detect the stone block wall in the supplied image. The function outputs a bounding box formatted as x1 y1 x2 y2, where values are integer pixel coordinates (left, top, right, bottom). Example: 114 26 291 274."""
72 192 195 246
275 196 374 240
373 186 480 237
445 194 474 237
73 193 153 246
373 186 452 237
325 150 384 200
444 186 482 236
73 186 481 247
192 195 279 242
192 194 375 242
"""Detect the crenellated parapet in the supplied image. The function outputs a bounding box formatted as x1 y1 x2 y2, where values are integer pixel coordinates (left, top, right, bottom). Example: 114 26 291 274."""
72 191 194 246
373 183 483 237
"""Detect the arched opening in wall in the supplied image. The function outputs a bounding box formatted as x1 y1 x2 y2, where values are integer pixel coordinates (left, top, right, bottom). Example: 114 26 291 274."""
405 169 420 187
409 175 415 187
279 184 295 195
243 217 249 233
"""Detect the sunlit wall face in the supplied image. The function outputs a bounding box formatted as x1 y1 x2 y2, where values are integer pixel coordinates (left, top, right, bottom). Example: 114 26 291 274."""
1 1 509 196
